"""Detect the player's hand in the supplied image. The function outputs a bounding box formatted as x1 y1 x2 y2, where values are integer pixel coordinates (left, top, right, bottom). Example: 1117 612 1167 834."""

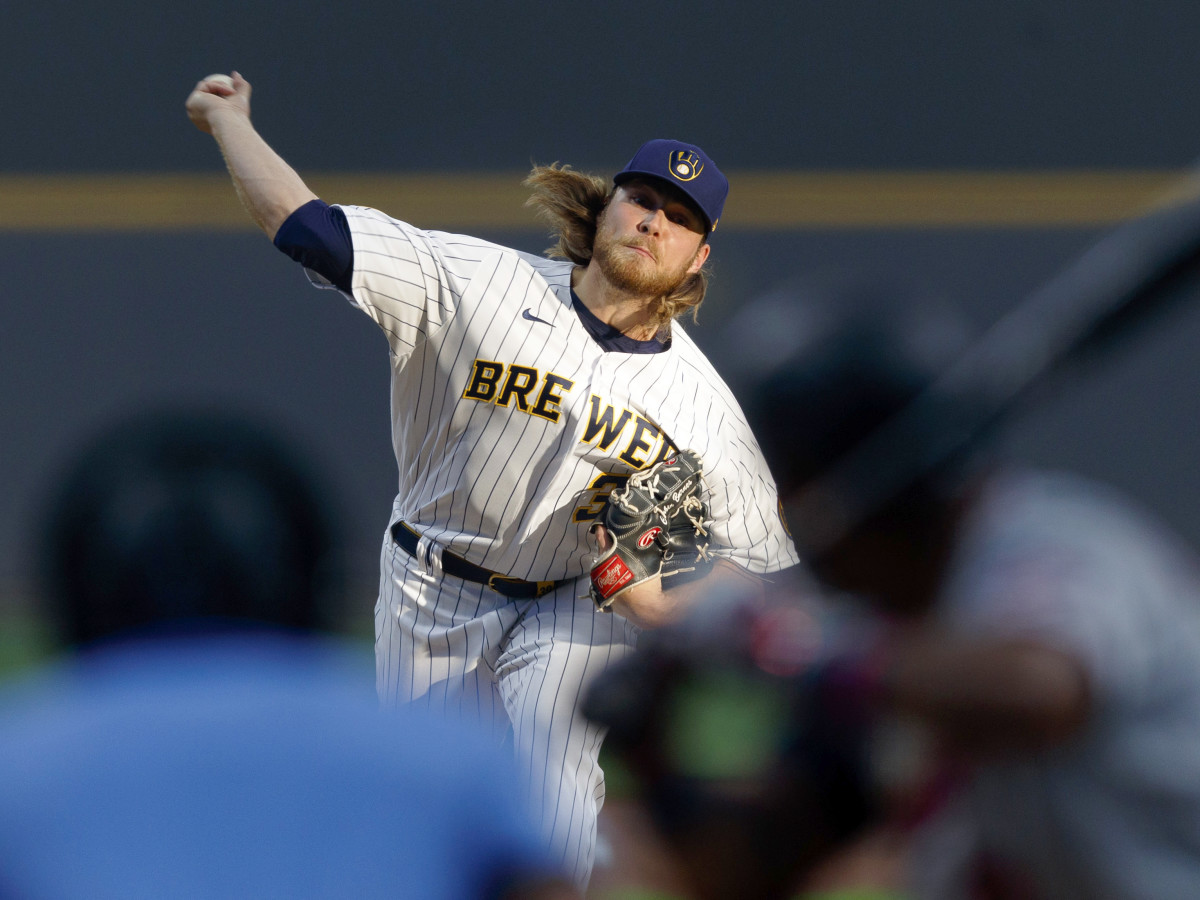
594 523 673 626
593 524 613 553
186 71 251 134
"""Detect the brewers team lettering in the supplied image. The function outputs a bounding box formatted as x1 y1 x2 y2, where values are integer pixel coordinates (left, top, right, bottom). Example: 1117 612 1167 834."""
462 358 576 422
578 395 676 469
463 367 679 521
462 368 675 471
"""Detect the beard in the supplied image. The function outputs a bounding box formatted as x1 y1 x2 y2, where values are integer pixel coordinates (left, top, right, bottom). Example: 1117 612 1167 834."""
591 226 697 298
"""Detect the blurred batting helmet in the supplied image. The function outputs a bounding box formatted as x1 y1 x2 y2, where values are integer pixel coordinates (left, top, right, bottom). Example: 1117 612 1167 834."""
736 279 984 560
39 407 339 647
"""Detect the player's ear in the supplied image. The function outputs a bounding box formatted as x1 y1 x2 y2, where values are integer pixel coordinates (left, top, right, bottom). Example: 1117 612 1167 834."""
687 241 711 274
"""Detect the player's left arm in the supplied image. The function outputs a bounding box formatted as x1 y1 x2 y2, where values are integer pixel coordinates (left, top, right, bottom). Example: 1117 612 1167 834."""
593 437 795 628
875 630 1092 754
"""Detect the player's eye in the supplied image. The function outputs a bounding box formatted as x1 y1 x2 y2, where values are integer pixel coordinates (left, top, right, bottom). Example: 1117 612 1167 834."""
667 207 697 228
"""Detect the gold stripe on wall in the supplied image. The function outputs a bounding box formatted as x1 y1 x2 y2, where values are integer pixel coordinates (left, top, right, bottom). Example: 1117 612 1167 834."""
0 171 1190 232
726 171 1191 227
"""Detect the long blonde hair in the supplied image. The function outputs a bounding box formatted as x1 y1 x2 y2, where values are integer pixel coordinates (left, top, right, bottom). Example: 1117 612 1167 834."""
522 163 710 328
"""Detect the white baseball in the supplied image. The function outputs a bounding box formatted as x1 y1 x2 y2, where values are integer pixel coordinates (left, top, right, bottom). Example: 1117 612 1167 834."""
205 74 235 90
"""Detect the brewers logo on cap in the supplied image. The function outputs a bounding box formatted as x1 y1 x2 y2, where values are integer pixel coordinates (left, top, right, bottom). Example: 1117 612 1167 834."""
668 150 704 182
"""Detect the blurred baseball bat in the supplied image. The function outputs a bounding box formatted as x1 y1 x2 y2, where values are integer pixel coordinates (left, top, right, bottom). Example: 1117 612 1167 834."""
791 173 1200 555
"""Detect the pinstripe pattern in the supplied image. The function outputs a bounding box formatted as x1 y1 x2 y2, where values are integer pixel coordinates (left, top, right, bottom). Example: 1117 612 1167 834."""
374 533 638 886
306 204 799 888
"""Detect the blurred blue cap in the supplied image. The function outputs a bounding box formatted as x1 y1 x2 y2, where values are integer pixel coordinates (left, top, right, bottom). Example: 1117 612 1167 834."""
614 139 729 232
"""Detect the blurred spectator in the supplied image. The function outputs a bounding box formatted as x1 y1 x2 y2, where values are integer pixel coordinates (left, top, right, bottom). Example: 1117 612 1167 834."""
0 408 575 899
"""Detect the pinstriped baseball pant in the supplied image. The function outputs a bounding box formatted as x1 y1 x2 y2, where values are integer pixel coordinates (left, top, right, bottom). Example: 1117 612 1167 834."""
373 533 639 889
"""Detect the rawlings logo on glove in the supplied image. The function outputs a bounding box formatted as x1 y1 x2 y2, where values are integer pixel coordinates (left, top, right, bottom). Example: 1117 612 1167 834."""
588 450 712 611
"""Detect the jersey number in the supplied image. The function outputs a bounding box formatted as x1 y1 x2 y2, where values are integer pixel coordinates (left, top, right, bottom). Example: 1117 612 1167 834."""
572 473 629 523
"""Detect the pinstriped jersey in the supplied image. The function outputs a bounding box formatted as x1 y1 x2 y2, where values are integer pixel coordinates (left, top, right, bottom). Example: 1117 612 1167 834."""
310 204 799 582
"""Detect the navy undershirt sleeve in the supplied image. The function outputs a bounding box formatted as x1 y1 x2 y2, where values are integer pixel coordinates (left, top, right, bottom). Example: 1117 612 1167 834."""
272 199 354 293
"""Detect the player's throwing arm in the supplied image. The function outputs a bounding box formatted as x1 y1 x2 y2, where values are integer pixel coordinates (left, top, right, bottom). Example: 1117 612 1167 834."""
185 72 317 237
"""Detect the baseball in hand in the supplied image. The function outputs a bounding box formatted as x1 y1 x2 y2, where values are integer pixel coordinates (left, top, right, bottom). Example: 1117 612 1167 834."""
204 74 235 89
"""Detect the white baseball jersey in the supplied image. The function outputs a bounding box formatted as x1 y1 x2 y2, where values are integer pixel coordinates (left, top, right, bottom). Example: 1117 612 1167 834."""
306 203 799 888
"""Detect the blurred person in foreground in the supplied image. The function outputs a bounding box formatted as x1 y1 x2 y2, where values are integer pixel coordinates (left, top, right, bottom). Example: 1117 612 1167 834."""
0 408 575 900
588 285 1200 900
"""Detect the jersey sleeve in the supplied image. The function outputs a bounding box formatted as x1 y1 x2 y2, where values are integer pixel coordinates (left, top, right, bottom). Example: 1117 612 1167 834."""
304 205 473 362
703 417 801 576
650 336 801 577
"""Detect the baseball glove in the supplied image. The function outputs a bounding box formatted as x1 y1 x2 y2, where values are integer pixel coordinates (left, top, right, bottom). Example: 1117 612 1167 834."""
588 450 712 611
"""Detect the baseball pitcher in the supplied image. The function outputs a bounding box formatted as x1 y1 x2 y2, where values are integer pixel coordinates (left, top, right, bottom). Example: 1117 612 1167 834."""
186 72 798 889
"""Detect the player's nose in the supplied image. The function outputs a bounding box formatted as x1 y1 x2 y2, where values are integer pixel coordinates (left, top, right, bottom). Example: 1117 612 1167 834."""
637 206 666 235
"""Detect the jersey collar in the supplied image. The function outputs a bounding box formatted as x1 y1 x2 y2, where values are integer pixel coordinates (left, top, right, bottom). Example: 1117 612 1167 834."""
570 291 671 354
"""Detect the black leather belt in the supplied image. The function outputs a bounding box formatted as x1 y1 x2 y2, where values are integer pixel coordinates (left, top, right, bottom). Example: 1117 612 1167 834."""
389 521 568 600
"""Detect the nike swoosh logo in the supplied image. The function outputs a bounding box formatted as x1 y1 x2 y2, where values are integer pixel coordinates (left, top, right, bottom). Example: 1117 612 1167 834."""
522 308 554 326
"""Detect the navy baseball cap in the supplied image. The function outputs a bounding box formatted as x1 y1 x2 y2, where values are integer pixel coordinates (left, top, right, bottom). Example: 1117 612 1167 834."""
614 139 729 232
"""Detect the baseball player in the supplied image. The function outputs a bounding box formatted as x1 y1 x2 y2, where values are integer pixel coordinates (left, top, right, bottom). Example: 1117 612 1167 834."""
185 72 798 888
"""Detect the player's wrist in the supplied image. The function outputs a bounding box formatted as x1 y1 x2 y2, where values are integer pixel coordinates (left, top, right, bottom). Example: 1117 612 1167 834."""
610 577 683 629
205 104 253 136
